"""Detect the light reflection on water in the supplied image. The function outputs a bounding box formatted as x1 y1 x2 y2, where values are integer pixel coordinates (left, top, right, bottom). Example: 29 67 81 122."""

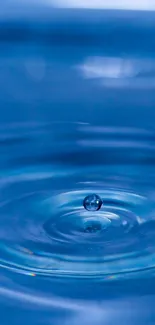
77 56 155 88
0 5 155 325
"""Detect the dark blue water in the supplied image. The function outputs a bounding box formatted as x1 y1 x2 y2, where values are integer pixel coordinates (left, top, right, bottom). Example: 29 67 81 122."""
1 5 155 324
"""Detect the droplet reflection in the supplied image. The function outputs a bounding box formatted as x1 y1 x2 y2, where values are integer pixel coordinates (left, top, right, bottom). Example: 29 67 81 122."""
84 220 102 233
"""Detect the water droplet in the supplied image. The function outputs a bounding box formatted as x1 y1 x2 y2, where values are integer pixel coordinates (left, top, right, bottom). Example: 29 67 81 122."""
83 194 102 211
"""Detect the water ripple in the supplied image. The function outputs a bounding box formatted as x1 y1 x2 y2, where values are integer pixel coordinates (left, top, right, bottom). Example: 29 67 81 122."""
0 122 155 281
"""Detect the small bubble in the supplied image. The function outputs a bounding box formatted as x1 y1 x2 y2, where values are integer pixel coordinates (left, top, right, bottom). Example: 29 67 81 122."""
83 194 102 211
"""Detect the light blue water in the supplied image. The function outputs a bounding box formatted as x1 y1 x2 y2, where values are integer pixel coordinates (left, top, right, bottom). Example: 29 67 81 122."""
1 5 155 325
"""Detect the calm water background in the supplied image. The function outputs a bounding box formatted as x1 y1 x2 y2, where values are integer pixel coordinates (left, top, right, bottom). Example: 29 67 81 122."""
1 4 155 325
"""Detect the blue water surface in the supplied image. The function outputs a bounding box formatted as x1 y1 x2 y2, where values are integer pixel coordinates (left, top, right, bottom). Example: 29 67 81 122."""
1 4 155 325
